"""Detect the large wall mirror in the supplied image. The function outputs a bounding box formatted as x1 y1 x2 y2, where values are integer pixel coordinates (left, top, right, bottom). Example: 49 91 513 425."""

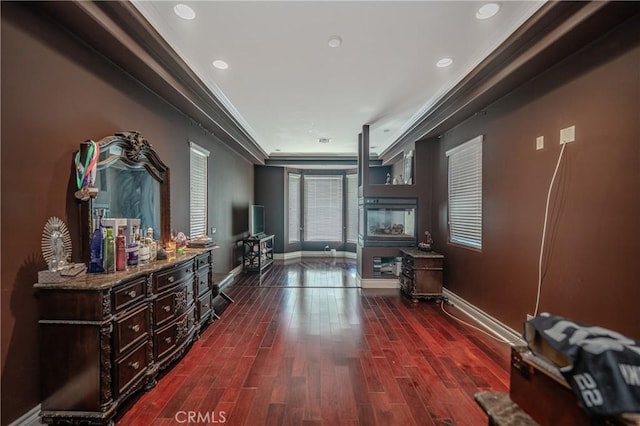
79 131 170 257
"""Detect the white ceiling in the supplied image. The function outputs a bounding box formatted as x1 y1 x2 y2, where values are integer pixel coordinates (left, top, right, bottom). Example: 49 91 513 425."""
132 1 544 157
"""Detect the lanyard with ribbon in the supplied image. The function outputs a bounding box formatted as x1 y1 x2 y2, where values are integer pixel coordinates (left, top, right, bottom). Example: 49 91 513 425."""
74 141 100 190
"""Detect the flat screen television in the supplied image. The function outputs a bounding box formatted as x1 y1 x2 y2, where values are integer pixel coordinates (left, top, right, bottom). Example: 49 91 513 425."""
249 205 265 237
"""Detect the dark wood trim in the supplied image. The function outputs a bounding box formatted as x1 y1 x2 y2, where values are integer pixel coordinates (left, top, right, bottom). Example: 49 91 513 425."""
34 1 267 164
381 1 640 161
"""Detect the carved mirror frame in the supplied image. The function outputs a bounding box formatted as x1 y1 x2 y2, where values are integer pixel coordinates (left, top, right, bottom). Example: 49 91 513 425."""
78 131 171 261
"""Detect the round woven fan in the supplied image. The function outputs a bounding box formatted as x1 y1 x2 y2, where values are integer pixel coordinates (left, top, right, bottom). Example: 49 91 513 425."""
41 217 72 267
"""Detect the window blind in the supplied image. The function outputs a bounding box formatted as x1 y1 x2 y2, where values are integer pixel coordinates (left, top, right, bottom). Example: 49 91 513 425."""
288 173 300 243
189 142 209 238
304 175 343 242
346 174 358 243
446 135 483 249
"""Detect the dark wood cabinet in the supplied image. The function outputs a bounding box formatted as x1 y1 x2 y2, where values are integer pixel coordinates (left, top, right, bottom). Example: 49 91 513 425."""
34 249 220 425
242 234 274 272
399 249 444 302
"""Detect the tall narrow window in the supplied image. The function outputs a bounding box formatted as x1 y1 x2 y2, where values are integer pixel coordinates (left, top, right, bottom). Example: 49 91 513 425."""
447 135 483 249
189 142 209 237
304 175 343 242
288 173 301 243
346 174 358 243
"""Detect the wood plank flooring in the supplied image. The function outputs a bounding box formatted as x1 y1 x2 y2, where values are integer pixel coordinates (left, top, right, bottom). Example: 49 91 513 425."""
116 259 510 425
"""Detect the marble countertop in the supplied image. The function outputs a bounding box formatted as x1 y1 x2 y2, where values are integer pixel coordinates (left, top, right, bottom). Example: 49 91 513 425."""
34 248 213 290
400 248 444 258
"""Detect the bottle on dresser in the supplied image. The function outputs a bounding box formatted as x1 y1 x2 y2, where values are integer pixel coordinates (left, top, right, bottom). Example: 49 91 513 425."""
126 229 138 268
138 227 150 266
89 209 105 273
115 228 126 272
146 227 157 262
103 227 115 273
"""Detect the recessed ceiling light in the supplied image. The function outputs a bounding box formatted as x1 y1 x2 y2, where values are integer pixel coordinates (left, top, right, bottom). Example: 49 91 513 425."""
212 59 229 70
174 4 196 20
318 138 331 144
436 57 454 68
327 35 342 48
476 3 500 20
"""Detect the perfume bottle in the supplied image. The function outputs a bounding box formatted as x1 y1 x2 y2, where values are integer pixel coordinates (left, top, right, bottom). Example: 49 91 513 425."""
89 209 105 273
103 227 115 273
116 228 126 271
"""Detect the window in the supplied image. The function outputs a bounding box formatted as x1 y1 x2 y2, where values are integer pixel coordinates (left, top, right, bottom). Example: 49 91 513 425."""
189 142 209 237
303 175 343 242
446 135 483 249
346 174 358 243
288 173 301 243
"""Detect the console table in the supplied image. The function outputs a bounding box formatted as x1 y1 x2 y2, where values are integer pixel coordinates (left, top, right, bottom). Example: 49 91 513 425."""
34 248 228 425
242 234 274 273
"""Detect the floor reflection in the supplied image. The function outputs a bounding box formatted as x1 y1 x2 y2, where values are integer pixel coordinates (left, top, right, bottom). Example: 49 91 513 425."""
236 257 358 288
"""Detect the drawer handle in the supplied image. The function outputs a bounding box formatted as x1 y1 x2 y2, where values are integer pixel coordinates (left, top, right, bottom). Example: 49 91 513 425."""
168 276 175 283
127 290 137 298
203 304 209 309
128 361 140 370
163 305 171 312
129 324 140 333
164 336 172 344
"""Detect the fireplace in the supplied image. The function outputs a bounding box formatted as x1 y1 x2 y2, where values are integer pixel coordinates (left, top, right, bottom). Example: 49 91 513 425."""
359 197 418 247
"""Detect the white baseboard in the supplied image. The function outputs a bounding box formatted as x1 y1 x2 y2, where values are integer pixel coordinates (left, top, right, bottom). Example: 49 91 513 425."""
8 404 42 426
442 288 525 345
273 251 356 261
358 276 400 289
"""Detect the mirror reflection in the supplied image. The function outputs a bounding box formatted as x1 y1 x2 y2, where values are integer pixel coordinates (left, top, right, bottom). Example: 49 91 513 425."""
93 150 161 240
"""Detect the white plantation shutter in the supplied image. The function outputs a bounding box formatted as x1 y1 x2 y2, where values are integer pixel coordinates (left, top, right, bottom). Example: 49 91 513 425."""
446 135 483 249
189 142 209 238
346 174 358 243
304 175 343 242
288 173 301 243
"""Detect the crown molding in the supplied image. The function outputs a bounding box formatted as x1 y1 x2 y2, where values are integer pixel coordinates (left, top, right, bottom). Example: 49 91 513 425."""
381 1 640 161
36 1 268 164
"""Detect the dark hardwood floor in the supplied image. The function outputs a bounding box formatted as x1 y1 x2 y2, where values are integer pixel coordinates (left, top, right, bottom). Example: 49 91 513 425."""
117 259 510 425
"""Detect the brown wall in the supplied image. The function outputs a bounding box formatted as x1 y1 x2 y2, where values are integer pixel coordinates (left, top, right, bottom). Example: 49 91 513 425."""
425 16 640 339
1 4 253 424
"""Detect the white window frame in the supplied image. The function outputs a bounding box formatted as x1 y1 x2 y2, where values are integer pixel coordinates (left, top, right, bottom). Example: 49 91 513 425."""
303 175 343 242
446 135 483 250
288 173 301 243
189 142 210 238
346 174 358 243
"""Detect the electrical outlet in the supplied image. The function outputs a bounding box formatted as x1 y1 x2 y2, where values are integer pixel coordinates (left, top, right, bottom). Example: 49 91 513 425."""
536 136 544 150
560 125 575 144
210 227 217 235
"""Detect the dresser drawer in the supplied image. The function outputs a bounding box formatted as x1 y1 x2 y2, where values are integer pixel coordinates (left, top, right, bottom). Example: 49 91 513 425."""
113 277 147 313
153 260 194 293
114 305 150 357
195 269 210 296
153 283 194 328
195 252 211 271
114 341 148 397
413 257 443 270
155 307 196 360
198 290 213 323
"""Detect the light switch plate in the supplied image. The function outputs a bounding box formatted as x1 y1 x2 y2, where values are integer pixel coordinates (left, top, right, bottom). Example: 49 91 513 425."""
536 136 544 150
560 125 575 144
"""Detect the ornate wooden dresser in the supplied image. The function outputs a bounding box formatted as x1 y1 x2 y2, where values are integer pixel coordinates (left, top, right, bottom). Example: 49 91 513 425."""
34 248 221 425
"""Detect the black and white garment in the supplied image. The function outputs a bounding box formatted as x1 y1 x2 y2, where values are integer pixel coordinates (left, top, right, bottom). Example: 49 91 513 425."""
525 313 640 416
